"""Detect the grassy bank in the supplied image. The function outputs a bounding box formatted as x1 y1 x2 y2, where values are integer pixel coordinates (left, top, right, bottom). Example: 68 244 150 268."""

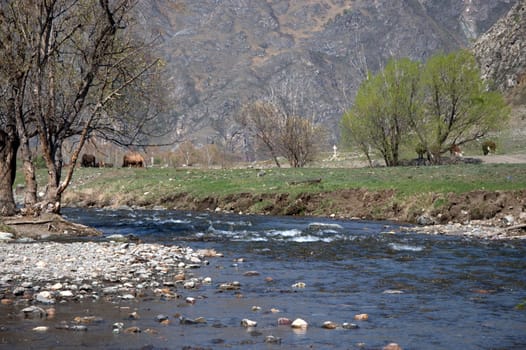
62 163 526 197
49 163 526 224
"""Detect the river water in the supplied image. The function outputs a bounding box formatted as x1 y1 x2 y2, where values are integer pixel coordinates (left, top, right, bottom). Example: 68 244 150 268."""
2 208 526 349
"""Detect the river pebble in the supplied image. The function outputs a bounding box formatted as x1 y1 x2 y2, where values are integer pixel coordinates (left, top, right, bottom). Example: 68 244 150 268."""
0 241 213 303
354 313 369 321
322 321 338 329
291 318 308 329
383 343 403 350
241 318 257 328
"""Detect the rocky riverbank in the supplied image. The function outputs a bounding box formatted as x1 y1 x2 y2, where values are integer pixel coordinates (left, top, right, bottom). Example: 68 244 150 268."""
0 234 406 350
0 240 220 305
0 213 523 350
0 239 228 339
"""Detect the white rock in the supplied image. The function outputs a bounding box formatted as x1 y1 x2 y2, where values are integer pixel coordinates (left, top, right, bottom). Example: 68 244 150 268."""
51 283 63 291
0 232 14 241
291 282 306 288
33 326 49 332
241 319 257 328
59 290 74 297
291 318 308 329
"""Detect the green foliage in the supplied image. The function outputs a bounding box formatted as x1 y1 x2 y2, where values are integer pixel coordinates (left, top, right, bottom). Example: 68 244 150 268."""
340 58 421 166
340 50 510 165
421 50 509 156
60 164 526 204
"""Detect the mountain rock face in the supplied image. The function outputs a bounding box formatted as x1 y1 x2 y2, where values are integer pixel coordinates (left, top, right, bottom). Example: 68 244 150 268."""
139 0 517 144
472 0 526 91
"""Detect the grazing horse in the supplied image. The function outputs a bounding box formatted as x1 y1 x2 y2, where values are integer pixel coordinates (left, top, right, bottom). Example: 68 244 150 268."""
122 152 145 168
449 144 463 157
482 141 496 155
81 154 96 167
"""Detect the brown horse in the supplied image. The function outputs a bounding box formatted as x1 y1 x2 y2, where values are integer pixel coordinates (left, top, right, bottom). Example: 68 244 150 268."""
122 152 145 168
449 144 463 157
482 141 496 155
81 154 96 167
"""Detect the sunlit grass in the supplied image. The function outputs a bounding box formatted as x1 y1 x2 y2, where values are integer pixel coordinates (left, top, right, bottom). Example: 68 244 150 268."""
34 163 526 203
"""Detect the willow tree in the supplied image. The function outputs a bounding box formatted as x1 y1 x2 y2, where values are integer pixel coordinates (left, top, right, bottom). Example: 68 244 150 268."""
341 58 421 166
416 50 509 162
0 0 166 215
341 51 508 166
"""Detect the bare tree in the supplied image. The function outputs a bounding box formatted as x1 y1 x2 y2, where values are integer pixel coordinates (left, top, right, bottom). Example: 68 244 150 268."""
0 2 40 214
278 114 327 168
237 101 283 167
210 117 242 168
0 119 18 216
238 99 327 168
0 0 167 215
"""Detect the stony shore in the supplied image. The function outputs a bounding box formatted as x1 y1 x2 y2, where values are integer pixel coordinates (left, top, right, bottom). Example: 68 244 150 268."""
405 220 526 240
0 239 219 309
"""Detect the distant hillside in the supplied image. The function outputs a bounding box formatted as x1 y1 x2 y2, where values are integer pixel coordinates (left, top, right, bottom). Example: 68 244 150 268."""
472 0 526 152
136 0 517 147
472 0 526 92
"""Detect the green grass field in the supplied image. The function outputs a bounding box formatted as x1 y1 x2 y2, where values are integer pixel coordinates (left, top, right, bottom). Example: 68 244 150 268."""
51 163 525 201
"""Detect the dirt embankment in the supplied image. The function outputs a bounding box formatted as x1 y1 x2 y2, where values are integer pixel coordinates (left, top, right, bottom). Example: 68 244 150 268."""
160 189 526 225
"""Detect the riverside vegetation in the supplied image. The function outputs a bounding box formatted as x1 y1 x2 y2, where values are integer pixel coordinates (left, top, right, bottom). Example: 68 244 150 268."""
47 161 526 235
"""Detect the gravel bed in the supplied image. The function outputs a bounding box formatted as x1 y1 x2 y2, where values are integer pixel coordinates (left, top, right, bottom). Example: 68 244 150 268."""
0 240 217 304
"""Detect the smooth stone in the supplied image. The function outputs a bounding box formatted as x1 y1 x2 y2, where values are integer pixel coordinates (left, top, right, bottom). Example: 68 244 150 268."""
0 232 14 241
59 290 74 297
354 313 369 321
383 343 403 350
291 282 306 288
291 318 308 329
342 322 359 329
277 317 292 325
124 326 141 333
322 321 338 329
156 314 169 322
33 326 49 332
241 319 257 328
21 306 46 318
50 283 63 290
69 325 88 331
265 335 282 344
383 289 404 294
36 291 55 304
243 271 260 276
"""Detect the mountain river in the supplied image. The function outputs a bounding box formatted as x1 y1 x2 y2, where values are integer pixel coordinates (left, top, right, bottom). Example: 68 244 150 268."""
1 208 525 349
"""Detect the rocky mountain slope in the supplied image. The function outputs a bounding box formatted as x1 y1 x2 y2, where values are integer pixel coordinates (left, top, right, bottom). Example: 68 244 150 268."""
472 0 526 147
472 0 526 92
137 0 517 146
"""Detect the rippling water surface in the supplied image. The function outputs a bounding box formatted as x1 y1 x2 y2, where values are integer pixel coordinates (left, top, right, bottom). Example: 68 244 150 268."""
2 208 526 349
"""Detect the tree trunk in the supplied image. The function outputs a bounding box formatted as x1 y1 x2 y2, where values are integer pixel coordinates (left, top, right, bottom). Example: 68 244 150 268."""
19 144 38 206
14 80 38 207
38 135 63 214
0 129 19 216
